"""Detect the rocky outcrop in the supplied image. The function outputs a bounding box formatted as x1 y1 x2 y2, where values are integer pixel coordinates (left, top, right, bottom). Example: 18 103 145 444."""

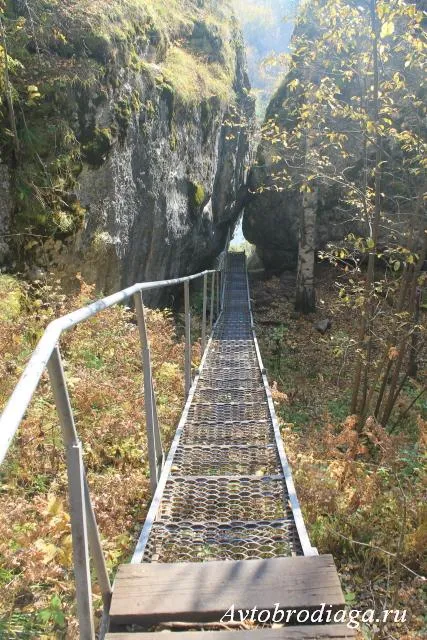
0 1 255 299
243 78 353 272
69 50 253 296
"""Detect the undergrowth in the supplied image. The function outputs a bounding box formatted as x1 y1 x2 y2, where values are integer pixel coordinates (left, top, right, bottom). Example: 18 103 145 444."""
252 269 426 640
0 273 203 638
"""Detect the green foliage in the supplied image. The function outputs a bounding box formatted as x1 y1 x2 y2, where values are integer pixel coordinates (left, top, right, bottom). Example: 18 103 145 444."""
0 275 22 321
327 394 351 423
37 595 66 630
259 0 426 424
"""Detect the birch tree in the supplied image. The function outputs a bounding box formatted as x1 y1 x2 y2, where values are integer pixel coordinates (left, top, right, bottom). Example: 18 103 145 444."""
259 0 426 425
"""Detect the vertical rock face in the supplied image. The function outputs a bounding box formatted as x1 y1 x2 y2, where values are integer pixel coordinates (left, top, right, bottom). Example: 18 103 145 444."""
0 1 255 296
243 79 301 272
71 49 254 296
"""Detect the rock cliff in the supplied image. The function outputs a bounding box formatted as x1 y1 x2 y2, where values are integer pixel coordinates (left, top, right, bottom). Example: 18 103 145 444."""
0 0 255 297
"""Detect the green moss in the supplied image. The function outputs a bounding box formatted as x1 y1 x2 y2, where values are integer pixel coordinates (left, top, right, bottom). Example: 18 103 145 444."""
194 184 206 207
114 99 133 141
162 46 233 106
114 91 141 142
188 182 206 213
82 128 113 166
131 90 142 113
0 276 22 321
91 230 115 258
142 100 156 119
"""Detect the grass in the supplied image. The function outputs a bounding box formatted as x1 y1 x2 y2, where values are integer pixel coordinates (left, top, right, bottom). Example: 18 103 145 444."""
162 45 233 105
0 275 22 321
0 276 203 638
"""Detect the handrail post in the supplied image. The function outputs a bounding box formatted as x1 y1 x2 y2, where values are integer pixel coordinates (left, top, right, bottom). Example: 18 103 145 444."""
216 271 220 317
47 346 99 640
134 292 163 493
210 271 216 332
201 273 208 355
68 443 95 640
221 250 228 310
184 280 192 395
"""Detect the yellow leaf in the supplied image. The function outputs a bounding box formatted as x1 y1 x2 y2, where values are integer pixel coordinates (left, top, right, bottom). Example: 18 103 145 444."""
45 494 64 516
58 535 73 568
380 21 395 38
34 540 58 564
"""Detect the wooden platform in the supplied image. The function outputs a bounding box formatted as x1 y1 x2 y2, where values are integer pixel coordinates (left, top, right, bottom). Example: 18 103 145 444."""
106 626 355 639
109 555 346 628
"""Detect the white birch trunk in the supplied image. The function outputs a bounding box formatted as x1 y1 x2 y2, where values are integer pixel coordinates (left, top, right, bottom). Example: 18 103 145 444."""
295 186 317 313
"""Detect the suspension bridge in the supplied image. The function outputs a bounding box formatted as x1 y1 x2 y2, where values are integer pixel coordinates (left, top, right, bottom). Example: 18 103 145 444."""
0 252 354 639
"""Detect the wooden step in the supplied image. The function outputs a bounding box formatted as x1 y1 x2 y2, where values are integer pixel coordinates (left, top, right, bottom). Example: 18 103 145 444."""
109 555 345 627
106 625 355 639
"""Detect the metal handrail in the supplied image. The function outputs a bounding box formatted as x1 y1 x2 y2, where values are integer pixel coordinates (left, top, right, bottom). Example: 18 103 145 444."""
0 266 224 640
0 270 216 464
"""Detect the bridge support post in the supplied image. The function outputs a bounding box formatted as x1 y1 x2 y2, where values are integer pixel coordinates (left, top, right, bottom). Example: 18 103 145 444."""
66 442 95 640
134 293 163 493
216 271 220 317
201 273 208 355
48 346 114 640
184 280 192 395
221 254 227 310
210 271 216 331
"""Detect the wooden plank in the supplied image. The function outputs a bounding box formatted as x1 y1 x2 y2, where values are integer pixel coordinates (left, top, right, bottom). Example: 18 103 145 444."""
106 625 356 639
109 556 345 626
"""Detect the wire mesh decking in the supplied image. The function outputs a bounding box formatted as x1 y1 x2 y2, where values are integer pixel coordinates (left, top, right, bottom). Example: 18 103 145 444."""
132 252 315 564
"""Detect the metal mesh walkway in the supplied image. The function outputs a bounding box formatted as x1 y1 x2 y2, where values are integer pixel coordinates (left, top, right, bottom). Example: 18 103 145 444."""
132 252 315 565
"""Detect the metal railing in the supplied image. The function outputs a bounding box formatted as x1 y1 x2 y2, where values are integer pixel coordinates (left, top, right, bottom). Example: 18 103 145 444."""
0 264 227 639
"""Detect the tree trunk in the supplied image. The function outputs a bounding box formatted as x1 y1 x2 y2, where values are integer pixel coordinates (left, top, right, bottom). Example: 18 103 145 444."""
0 16 19 157
295 186 317 314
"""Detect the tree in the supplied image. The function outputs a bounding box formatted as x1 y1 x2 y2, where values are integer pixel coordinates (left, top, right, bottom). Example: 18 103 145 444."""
258 0 426 425
0 11 19 156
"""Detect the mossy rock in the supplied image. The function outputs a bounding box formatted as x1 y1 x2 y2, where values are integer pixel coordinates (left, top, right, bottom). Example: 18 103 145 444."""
200 97 220 144
193 183 205 207
82 128 114 167
170 128 178 151
189 21 224 64
77 33 112 63
0 275 22 321
188 181 206 215
114 93 141 141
